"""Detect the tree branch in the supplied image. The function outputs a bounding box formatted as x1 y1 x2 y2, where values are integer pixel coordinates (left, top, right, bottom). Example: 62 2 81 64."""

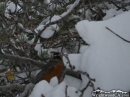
33 0 81 43
19 83 35 97
0 83 25 92
0 53 45 67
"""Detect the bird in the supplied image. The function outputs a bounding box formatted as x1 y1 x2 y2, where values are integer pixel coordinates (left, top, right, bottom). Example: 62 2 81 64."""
34 52 65 84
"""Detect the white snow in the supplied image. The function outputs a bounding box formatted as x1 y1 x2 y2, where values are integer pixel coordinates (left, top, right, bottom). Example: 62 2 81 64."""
34 41 57 57
67 86 81 97
51 15 61 22
30 80 82 97
75 11 130 91
35 15 60 39
24 29 33 33
63 75 82 89
61 0 80 17
34 39 42 52
5 1 22 18
29 80 53 97
46 82 66 97
50 76 58 87
40 24 59 38
35 25 45 34
6 2 16 13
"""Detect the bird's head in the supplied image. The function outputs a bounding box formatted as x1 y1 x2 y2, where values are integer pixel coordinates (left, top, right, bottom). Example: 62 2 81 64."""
50 52 62 61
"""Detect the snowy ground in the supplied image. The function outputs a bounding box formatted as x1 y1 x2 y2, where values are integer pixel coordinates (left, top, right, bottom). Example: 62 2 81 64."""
30 9 130 97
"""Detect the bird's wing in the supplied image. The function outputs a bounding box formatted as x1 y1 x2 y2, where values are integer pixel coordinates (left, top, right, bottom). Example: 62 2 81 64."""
34 60 58 84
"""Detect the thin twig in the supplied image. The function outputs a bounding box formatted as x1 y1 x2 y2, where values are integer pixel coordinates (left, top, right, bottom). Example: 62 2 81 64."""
77 38 81 53
106 27 130 43
64 54 75 70
65 85 68 97
78 71 95 97
80 81 90 97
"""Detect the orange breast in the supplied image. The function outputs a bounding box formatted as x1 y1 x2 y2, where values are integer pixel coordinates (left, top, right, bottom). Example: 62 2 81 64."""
43 62 64 83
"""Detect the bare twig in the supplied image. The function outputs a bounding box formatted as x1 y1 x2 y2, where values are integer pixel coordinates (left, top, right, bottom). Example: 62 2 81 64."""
64 54 75 70
65 69 82 80
73 71 95 97
77 38 81 53
106 27 130 43
80 81 90 97
65 85 68 97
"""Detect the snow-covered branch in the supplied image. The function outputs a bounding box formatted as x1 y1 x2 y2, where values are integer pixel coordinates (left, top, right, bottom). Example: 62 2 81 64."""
0 53 45 67
19 83 35 97
33 0 80 43
0 83 35 97
0 83 25 92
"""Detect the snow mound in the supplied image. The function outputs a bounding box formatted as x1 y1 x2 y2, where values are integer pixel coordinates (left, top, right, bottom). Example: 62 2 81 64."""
75 11 130 91
29 80 81 97
29 80 53 97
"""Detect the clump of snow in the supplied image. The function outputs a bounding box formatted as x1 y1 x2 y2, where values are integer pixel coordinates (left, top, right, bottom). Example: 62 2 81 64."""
51 15 61 22
46 82 66 97
35 15 60 39
5 1 22 18
35 25 45 33
34 41 57 57
6 2 16 13
34 40 42 52
50 76 58 87
30 80 82 97
75 10 130 91
41 24 59 38
29 80 53 97
24 29 33 33
18 23 24 29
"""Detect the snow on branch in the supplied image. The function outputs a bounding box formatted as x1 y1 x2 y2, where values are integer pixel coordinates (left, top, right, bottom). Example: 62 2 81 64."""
0 83 25 92
34 0 80 43
19 83 35 97
0 83 35 97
